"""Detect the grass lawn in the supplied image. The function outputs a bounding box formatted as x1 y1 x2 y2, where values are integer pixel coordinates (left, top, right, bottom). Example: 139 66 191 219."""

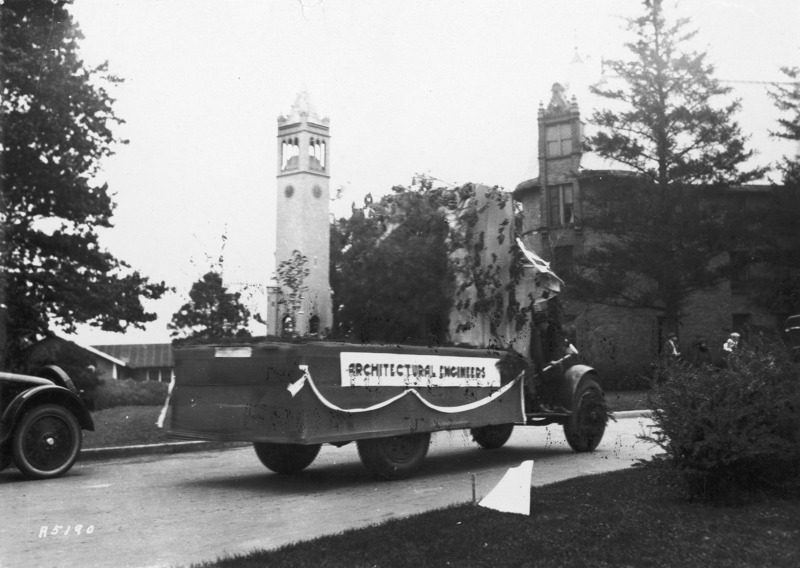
82 391 650 449
82 406 169 449
191 466 800 568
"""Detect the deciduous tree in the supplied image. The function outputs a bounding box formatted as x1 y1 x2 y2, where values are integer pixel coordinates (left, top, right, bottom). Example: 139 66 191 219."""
0 0 167 368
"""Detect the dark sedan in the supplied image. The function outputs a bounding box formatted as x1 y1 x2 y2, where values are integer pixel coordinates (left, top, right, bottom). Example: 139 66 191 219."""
0 365 93 479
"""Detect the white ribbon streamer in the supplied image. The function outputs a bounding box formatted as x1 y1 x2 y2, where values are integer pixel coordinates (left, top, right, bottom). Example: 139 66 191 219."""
156 373 176 429
287 365 522 415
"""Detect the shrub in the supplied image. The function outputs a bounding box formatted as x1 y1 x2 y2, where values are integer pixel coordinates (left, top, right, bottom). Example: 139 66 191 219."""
93 378 169 410
641 333 800 502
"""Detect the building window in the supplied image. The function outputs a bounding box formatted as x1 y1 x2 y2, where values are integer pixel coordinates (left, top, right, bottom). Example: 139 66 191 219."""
282 315 295 337
309 315 320 335
546 123 572 157
548 184 575 228
553 245 574 277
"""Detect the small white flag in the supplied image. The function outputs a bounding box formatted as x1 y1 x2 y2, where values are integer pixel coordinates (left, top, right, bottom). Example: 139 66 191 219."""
287 365 310 397
478 460 534 515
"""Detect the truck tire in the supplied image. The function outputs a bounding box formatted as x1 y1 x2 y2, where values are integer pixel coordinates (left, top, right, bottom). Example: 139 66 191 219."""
470 423 514 449
563 379 607 452
253 442 321 474
357 433 431 480
12 404 82 479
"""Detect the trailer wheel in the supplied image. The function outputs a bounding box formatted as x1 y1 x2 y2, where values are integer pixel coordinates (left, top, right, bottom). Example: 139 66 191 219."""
12 404 82 479
253 442 321 474
470 424 514 449
357 433 431 480
563 379 607 452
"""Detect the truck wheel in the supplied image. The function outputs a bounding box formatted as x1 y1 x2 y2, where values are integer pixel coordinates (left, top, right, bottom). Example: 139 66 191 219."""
564 379 607 452
253 442 321 474
471 424 514 449
12 404 82 479
357 433 431 480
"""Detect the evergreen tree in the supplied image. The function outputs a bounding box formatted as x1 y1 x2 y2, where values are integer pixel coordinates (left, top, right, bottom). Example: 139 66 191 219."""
754 65 800 315
0 0 167 369
168 272 251 341
576 0 767 330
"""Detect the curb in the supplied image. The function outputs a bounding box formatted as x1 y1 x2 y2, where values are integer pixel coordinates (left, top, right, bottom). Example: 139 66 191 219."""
80 441 250 461
612 410 653 420
80 410 653 462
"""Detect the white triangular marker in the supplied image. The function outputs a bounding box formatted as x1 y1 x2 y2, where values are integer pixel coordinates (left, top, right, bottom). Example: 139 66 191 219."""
478 460 534 515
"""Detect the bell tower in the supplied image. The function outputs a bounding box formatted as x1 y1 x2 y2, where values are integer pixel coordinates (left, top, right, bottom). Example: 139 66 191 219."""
273 91 332 336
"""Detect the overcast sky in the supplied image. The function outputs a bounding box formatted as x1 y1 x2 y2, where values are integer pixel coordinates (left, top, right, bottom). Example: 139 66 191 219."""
66 0 799 345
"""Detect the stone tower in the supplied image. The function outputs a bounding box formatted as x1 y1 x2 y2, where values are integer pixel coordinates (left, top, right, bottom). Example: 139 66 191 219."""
272 91 332 336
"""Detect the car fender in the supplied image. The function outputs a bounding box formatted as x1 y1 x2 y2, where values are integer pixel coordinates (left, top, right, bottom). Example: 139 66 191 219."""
35 365 79 395
559 364 601 407
0 385 94 444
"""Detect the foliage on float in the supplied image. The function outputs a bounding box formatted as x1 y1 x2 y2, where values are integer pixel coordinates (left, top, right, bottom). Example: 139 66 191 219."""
330 181 530 347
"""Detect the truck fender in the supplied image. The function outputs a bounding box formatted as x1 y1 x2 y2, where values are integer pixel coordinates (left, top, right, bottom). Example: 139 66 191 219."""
0 385 94 445
559 364 601 407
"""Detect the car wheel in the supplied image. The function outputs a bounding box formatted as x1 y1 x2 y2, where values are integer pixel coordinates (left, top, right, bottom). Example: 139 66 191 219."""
12 404 82 480
357 433 431 480
253 442 321 474
563 379 607 452
471 423 514 449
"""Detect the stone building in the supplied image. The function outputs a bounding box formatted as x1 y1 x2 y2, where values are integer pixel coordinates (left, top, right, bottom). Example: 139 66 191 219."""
513 83 781 380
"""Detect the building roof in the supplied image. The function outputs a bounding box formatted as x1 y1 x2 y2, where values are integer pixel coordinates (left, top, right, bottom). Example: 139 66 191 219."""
93 343 174 369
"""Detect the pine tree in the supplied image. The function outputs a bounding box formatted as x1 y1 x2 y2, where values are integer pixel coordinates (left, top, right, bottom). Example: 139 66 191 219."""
0 0 167 369
576 0 767 330
753 66 800 315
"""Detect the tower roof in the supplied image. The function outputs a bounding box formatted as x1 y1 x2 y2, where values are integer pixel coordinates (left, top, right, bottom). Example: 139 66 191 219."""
279 90 328 125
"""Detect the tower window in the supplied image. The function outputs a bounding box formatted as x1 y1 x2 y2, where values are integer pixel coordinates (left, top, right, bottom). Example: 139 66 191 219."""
284 185 295 198
548 184 575 228
281 137 300 170
309 138 326 171
312 185 322 198
546 123 572 157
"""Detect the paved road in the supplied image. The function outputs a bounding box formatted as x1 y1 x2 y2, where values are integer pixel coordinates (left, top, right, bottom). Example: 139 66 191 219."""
1 415 658 568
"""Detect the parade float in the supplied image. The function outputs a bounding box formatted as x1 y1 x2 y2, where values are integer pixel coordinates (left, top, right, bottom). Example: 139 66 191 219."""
164 239 609 480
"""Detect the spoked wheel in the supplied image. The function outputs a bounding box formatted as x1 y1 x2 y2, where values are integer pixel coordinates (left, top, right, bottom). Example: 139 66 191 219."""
12 404 82 479
563 379 608 452
357 432 431 480
470 423 514 449
253 442 321 474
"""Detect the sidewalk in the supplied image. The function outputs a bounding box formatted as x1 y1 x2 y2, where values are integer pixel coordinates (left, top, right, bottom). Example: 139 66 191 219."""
79 410 652 462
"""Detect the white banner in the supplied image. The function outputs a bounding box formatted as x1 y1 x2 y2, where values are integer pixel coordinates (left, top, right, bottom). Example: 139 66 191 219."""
340 352 501 388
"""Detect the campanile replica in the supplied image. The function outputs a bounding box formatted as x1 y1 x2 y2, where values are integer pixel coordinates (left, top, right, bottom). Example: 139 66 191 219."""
272 91 332 336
